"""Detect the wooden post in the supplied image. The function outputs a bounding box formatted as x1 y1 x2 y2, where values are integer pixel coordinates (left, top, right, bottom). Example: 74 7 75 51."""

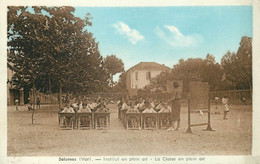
204 86 214 131
32 110 34 124
32 84 36 111
186 98 192 133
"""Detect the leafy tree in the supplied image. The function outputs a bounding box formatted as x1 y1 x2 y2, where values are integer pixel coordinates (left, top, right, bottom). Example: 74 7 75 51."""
163 58 207 95
111 71 128 92
8 6 52 108
221 36 252 93
237 36 252 93
104 55 124 87
7 6 109 108
202 54 223 91
221 51 240 90
205 53 216 65
144 70 172 92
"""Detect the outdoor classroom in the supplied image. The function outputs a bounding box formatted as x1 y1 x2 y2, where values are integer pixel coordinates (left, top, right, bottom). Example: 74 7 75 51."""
7 82 252 156
6 6 252 157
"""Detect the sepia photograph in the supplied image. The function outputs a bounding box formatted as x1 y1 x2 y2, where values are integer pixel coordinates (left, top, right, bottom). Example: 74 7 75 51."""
1 0 260 163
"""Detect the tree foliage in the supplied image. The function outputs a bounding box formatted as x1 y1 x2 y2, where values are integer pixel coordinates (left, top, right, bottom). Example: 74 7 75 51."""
110 71 128 93
143 56 223 95
7 6 109 97
142 36 252 95
221 36 252 92
103 55 124 86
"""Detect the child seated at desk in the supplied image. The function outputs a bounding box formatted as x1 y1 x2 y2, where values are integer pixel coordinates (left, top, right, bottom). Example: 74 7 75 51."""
126 101 140 128
78 103 91 113
142 99 157 113
127 101 139 113
96 99 109 112
71 102 79 113
77 103 92 127
61 103 75 126
95 99 110 128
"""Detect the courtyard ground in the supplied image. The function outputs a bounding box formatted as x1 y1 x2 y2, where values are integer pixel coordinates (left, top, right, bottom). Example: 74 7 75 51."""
7 103 252 156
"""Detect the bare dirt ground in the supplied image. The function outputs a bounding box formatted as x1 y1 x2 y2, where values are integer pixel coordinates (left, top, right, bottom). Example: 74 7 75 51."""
7 103 252 156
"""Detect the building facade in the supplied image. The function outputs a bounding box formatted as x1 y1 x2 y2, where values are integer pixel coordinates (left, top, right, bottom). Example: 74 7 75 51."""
7 67 27 106
125 62 170 96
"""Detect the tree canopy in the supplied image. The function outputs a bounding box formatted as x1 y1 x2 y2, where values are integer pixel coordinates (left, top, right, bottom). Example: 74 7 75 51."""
145 57 223 94
103 55 124 86
7 6 109 99
221 36 252 92
136 36 252 96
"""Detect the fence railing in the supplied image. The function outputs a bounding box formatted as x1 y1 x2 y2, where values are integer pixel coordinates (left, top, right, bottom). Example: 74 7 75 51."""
210 89 252 105
210 89 251 99
29 91 59 104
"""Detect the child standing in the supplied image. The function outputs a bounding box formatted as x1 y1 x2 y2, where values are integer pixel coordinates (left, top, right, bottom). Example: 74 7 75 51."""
214 96 220 114
15 98 19 111
222 96 230 119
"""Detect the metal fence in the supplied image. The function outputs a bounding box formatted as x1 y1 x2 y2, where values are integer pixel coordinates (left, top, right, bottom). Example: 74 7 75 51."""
210 89 252 104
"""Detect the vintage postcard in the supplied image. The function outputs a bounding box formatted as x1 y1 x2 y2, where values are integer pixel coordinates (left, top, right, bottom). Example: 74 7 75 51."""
1 0 259 163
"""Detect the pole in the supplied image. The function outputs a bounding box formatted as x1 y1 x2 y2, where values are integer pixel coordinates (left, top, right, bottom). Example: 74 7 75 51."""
204 85 214 131
32 110 34 124
186 98 192 133
32 81 36 124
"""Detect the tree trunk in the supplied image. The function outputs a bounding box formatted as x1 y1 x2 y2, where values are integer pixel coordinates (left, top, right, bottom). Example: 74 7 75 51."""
32 80 36 124
49 73 52 93
32 81 36 110
59 81 62 110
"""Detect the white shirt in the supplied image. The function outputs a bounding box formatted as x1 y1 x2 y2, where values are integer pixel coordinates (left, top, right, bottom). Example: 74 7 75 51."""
143 108 156 113
222 98 228 104
78 106 91 113
122 103 129 110
150 102 155 108
61 107 75 113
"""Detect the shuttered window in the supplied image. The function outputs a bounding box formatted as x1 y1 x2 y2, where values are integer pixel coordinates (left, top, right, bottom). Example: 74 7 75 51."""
146 72 151 80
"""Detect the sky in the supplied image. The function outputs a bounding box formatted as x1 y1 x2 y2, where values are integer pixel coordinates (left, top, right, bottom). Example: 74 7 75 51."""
73 6 252 81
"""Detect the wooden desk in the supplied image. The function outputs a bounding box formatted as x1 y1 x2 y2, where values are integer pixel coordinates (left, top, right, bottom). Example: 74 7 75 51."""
158 113 171 129
76 112 93 130
58 112 75 130
125 112 141 130
142 113 158 130
94 112 110 130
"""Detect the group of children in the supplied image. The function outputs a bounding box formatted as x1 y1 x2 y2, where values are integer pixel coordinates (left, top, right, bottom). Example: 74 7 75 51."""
60 97 110 128
118 97 171 113
60 97 110 113
117 97 181 130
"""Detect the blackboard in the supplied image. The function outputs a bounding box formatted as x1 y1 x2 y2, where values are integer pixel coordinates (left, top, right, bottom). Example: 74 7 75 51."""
189 81 209 110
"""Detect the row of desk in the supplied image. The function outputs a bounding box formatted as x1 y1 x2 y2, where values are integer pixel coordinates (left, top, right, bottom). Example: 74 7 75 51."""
58 112 110 130
119 111 172 130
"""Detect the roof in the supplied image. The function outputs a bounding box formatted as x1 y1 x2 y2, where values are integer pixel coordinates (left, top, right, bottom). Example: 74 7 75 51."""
126 62 171 72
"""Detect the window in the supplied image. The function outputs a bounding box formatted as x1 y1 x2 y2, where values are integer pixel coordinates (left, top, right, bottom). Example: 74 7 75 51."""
135 72 138 80
146 72 151 80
